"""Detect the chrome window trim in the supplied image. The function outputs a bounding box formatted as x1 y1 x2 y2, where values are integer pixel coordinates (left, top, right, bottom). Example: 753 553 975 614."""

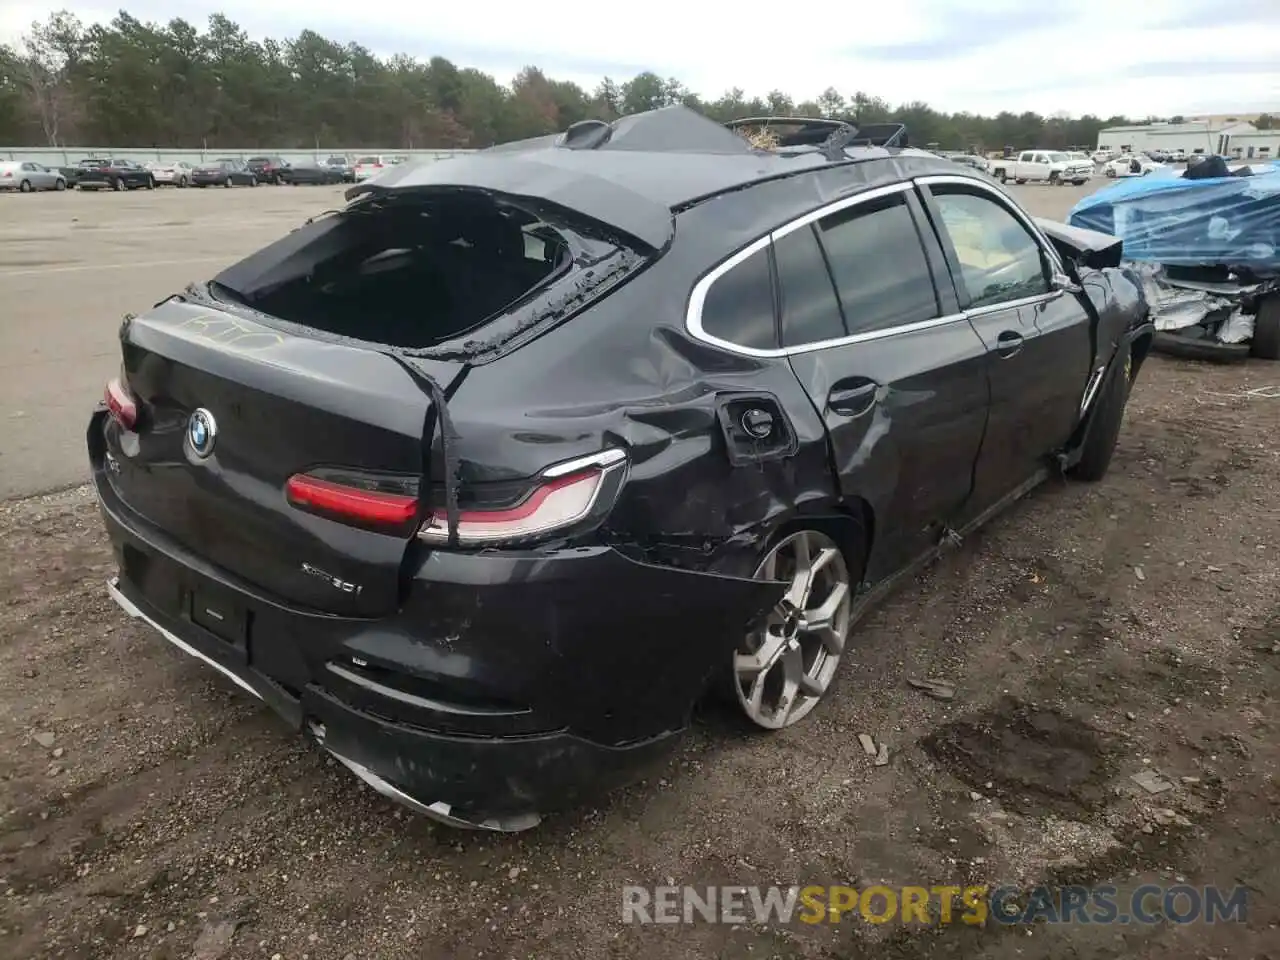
685 182 959 359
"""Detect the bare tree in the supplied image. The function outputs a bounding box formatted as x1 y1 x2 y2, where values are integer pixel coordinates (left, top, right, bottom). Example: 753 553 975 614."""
19 11 83 146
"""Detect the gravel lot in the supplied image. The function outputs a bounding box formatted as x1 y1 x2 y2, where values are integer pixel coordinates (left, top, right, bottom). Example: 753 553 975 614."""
2 180 1279 959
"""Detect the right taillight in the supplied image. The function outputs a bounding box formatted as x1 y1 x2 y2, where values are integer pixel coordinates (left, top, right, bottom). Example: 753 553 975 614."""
417 448 628 546
104 376 138 430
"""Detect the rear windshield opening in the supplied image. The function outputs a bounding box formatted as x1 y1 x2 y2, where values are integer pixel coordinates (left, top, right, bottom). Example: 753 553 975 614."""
211 193 574 349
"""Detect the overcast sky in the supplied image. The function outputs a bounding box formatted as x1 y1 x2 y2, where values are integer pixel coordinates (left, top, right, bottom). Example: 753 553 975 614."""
2 0 1278 118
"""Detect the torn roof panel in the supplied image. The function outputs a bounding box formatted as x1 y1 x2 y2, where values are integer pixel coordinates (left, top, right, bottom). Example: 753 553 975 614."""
345 106 951 248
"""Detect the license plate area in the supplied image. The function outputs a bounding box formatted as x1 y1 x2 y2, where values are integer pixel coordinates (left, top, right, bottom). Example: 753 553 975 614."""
190 584 250 651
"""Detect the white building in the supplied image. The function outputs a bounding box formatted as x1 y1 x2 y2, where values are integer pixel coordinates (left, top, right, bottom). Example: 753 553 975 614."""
1096 119 1280 161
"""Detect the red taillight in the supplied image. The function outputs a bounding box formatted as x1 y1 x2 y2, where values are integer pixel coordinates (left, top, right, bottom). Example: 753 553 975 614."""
104 377 137 430
417 449 627 546
285 474 418 527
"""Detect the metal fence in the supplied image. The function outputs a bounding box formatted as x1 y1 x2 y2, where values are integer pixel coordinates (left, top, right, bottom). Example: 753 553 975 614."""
0 146 477 167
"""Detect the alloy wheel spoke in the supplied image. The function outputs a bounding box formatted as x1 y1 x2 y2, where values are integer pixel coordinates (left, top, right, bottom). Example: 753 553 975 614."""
734 629 787 677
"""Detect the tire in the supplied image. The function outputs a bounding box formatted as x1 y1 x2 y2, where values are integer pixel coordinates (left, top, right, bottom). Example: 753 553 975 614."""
113 178 125 192
1049 171 1060 185
1015 178 1027 185
1073 179 1087 186
179 176 188 188
1105 168 1116 178
995 169 1008 183
54 178 66 191
1250 295 1280 360
19 179 32 193
1071 349 1132 482
249 176 258 187
721 522 864 730
146 176 155 190
224 176 233 188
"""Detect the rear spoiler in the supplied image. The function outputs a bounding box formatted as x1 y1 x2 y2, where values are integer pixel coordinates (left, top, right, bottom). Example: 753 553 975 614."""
1034 217 1123 270
343 154 673 252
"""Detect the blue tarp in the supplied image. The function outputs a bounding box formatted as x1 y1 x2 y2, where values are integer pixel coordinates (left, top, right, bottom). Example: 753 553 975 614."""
1067 162 1280 271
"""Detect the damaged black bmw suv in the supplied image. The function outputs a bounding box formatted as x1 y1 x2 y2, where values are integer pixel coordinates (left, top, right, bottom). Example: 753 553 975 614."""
90 107 1152 830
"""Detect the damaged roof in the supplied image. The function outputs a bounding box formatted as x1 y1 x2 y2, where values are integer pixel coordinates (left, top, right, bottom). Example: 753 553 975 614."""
345 106 939 250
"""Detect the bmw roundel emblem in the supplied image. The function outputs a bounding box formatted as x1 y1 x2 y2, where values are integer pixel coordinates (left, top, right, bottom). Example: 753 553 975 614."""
187 408 217 459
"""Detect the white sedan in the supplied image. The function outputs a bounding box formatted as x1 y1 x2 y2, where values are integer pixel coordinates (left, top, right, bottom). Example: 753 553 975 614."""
1104 155 1165 178
144 160 194 187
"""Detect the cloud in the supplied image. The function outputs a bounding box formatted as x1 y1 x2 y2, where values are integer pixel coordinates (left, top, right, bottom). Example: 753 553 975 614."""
1 0 1278 118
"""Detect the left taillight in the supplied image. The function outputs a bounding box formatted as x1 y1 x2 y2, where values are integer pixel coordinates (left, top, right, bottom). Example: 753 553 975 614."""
417 448 628 546
104 376 138 430
285 472 419 529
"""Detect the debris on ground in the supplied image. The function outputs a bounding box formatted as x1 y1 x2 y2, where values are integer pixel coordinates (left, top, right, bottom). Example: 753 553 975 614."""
874 742 890 766
907 677 957 701
32 731 55 748
857 733 877 756
1131 769 1176 795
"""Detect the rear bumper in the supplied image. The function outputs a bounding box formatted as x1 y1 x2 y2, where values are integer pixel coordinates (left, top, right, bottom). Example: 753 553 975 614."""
89 411 780 827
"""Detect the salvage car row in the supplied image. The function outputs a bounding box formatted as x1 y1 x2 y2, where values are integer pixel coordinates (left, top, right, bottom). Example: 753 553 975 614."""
0 154 411 192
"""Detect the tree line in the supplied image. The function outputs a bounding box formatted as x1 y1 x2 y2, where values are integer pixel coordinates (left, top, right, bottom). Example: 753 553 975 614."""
1 11 1272 152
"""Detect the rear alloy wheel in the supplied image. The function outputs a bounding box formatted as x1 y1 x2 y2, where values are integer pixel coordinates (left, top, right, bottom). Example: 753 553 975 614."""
113 177 125 192
224 176 233 188
19 179 32 193
179 176 188 188
249 176 258 187
146 176 155 190
55 178 66 191
732 529 852 730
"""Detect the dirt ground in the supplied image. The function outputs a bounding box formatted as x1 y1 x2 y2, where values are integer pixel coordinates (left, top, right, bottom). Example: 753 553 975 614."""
3 179 1280 958
2 355 1280 959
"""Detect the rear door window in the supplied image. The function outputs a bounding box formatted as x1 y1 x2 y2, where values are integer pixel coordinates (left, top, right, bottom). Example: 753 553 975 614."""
929 188 1050 309
773 224 844 347
699 246 777 351
814 193 940 335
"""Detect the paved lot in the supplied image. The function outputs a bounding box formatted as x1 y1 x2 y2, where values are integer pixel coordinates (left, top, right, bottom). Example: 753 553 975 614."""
0 184 350 500
2 180 1097 501
3 178 1280 960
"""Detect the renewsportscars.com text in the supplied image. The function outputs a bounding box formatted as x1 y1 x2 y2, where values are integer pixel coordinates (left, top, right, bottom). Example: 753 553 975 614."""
621 884 1249 925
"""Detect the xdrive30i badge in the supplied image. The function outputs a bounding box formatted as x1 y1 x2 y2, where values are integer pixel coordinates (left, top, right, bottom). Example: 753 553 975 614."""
187 408 217 459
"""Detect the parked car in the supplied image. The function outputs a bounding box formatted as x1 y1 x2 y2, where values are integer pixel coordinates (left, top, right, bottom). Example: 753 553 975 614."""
191 159 259 188
950 153 991 173
352 155 394 181
0 160 68 192
324 155 356 182
55 158 108 187
76 159 156 191
89 106 1153 831
1104 154 1165 178
991 150 1094 186
1091 149 1115 164
247 155 289 184
144 160 195 187
282 161 345 185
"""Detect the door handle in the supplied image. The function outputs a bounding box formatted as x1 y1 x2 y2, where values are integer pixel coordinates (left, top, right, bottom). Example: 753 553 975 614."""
995 330 1024 358
827 379 878 418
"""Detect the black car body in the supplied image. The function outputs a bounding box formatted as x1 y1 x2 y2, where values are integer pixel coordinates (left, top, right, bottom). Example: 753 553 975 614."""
192 159 258 187
76 158 155 191
58 159 107 186
282 162 345 185
247 155 289 184
90 107 1152 831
